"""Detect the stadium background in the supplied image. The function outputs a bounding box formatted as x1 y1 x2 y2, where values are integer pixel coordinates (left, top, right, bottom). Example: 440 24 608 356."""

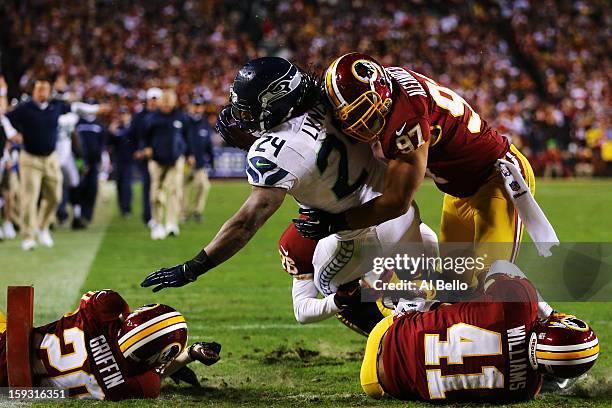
1 0 610 177
0 0 610 406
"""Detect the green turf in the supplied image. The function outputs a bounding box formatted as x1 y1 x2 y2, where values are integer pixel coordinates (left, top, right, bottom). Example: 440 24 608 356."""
3 179 610 407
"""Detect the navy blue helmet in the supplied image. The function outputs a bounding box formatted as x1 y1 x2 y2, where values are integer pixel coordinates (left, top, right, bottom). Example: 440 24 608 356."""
229 57 316 132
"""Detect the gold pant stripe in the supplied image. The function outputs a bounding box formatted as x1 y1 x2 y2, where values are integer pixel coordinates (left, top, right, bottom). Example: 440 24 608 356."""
0 311 6 333
360 314 395 398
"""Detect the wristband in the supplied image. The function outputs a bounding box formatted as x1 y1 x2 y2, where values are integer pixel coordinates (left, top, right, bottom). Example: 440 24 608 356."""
331 211 351 233
0 88 6 97
184 249 216 280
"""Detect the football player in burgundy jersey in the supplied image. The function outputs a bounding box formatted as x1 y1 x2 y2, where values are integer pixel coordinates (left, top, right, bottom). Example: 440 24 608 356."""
361 261 599 402
0 290 221 400
278 222 391 336
295 52 538 289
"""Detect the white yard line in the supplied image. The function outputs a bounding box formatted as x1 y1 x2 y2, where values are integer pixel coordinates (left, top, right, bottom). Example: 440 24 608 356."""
0 183 116 324
190 323 338 332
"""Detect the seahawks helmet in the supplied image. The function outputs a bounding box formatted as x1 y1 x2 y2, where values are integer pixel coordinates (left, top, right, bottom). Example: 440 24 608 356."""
229 57 317 132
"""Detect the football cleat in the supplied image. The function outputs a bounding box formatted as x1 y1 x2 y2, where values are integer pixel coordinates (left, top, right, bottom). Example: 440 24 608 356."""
2 221 16 239
21 238 37 251
37 229 54 247
165 223 180 237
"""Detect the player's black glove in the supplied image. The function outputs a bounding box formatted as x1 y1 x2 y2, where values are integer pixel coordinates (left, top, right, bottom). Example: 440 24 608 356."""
189 341 222 366
216 105 257 151
140 250 215 292
292 208 351 240
333 280 362 310
170 366 200 388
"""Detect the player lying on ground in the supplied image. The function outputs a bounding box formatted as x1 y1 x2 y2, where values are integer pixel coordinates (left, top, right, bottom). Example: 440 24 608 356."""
295 52 558 290
361 260 599 402
141 57 432 296
279 222 438 335
0 290 221 400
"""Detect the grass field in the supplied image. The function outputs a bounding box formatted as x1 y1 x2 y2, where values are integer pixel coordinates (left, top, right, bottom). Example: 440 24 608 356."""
1 179 611 407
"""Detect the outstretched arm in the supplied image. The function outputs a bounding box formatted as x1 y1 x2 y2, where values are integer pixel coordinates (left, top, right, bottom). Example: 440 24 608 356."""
204 186 286 264
141 186 286 291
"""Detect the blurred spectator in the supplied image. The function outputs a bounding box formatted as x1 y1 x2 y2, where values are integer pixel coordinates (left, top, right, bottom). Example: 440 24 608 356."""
0 0 609 178
108 106 136 217
2 78 105 250
184 96 214 223
131 88 162 227
143 89 191 240
55 112 81 228
75 107 108 226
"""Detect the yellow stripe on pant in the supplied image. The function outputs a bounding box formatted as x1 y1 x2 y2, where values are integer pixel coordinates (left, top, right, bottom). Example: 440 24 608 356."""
0 311 6 333
360 314 395 398
439 144 535 288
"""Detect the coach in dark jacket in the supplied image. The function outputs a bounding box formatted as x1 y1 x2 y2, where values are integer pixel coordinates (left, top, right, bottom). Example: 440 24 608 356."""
142 89 191 240
183 97 214 222
4 79 104 250
109 107 136 217
128 87 161 226
75 112 107 223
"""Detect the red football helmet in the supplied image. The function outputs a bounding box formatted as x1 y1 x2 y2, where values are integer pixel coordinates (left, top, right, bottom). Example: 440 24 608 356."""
324 52 394 142
117 304 188 370
529 314 599 378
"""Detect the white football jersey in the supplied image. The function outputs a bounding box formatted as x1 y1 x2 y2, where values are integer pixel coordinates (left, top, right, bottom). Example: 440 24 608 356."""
56 112 79 164
246 103 386 222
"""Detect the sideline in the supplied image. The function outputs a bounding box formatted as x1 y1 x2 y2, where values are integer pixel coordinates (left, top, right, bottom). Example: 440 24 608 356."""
0 182 116 324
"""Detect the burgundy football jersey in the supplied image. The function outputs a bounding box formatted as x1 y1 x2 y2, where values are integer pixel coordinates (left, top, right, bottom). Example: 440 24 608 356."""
278 222 318 279
379 67 510 198
381 275 542 402
31 290 160 400
0 331 6 387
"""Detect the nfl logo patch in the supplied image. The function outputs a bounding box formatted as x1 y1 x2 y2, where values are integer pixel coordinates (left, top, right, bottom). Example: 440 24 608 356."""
510 181 521 192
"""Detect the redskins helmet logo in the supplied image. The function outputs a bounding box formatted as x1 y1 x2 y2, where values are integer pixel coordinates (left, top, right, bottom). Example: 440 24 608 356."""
351 60 379 83
558 316 589 332
150 342 182 366
130 304 160 316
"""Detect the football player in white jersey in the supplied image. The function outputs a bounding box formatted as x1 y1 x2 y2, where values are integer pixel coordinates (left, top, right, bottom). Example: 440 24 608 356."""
56 112 82 224
141 58 435 311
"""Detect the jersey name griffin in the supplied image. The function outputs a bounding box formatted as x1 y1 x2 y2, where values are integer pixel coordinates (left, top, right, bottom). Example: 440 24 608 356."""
90 335 125 389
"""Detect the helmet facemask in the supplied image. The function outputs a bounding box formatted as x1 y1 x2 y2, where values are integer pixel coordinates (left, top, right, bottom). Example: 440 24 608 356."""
324 53 393 143
337 90 391 142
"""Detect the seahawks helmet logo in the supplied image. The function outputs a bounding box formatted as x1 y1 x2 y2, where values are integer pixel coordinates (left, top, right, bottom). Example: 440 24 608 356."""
258 66 302 107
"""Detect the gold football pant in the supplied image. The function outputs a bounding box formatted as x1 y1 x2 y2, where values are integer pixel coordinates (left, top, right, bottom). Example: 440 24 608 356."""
149 157 185 227
19 151 63 240
183 168 210 216
0 311 5 333
439 145 535 288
